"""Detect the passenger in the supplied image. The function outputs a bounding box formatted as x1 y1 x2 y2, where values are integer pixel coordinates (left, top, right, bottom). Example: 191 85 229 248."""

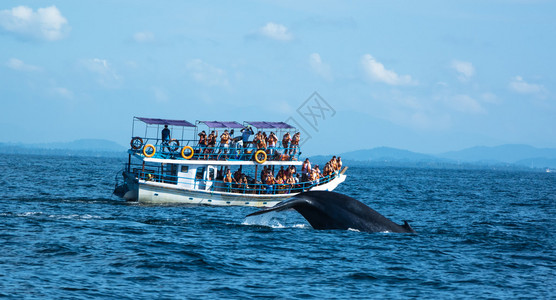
275 175 284 194
289 165 297 178
286 173 296 193
314 165 322 184
265 173 275 194
337 156 343 171
233 167 243 183
322 163 329 177
240 126 254 151
223 169 235 192
282 132 291 154
261 166 269 183
239 175 249 194
207 130 218 159
284 165 291 179
330 156 338 171
218 130 230 160
290 132 300 157
198 131 207 158
161 125 171 152
301 158 311 181
267 132 278 158
277 166 285 180
255 132 266 150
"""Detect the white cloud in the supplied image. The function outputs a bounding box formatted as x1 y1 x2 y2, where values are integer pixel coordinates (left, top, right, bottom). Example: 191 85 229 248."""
451 60 474 82
509 76 545 95
449 94 485 114
6 58 41 72
361 54 416 86
259 22 292 41
309 53 332 81
133 31 154 43
186 59 229 87
481 92 500 104
82 58 121 87
52 87 74 99
0 6 69 41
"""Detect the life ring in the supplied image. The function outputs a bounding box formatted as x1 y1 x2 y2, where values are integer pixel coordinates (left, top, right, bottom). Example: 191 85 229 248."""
254 150 267 164
130 137 143 150
181 146 194 160
143 144 156 157
168 139 180 152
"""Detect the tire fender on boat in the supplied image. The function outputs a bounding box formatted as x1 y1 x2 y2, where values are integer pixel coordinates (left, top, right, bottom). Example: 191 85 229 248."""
254 150 267 164
181 146 194 159
143 144 156 157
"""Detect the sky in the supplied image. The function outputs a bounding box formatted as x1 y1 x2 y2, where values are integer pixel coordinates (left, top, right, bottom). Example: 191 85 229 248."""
1 0 555 156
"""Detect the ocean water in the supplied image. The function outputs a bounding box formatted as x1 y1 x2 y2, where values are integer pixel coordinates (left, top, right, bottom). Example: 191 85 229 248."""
0 154 554 299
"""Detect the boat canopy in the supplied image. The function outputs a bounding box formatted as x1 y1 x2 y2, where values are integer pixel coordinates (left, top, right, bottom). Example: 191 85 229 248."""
136 117 195 127
199 121 244 128
245 121 295 129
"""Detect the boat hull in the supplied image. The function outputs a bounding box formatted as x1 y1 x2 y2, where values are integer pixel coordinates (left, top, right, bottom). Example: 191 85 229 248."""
126 174 346 207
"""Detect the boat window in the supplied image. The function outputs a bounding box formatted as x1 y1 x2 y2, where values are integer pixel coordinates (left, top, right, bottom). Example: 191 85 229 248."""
196 167 205 179
181 166 189 173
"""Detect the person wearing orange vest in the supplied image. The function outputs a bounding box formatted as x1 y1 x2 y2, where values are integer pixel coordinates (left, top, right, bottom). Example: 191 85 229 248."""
290 132 300 157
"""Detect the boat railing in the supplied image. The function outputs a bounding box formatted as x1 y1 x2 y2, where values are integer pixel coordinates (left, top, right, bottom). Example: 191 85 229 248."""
129 165 337 195
129 137 301 162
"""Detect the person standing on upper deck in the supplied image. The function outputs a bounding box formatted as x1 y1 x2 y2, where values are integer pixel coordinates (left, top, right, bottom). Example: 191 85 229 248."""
290 132 300 157
240 126 254 150
161 125 171 151
218 130 230 160
282 132 291 155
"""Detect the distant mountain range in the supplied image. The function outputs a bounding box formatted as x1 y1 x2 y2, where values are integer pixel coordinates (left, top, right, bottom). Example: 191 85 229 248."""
310 145 556 170
1 140 555 170
0 139 127 157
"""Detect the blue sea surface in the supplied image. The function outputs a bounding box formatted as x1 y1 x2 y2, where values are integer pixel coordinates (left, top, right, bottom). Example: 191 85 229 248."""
0 154 554 299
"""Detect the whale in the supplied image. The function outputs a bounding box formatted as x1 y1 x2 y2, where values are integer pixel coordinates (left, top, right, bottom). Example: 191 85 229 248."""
247 191 415 233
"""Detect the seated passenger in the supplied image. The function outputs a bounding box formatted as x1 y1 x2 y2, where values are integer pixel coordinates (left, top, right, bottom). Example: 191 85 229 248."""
275 175 284 194
238 175 249 193
337 156 342 171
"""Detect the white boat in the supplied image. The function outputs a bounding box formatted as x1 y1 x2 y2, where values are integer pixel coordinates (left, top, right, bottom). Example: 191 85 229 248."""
114 117 347 207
